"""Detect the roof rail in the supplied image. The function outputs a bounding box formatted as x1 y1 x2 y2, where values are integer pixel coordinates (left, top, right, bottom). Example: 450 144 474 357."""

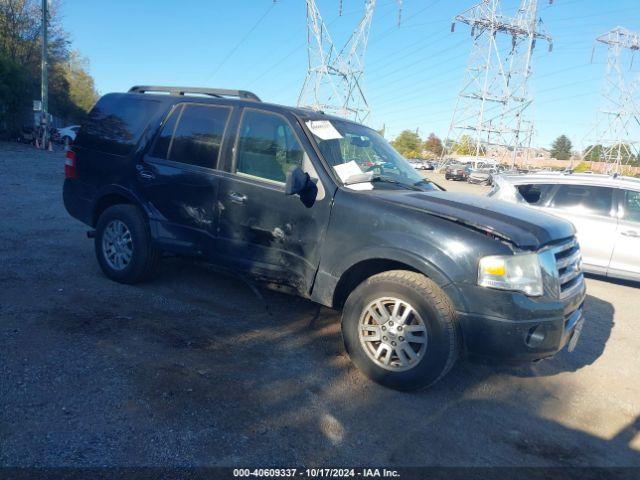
128 85 261 102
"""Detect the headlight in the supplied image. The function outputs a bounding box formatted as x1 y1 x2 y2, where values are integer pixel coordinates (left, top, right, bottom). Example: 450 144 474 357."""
478 253 543 296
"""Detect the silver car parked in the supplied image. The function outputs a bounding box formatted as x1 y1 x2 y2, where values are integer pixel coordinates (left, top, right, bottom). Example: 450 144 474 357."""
489 173 640 282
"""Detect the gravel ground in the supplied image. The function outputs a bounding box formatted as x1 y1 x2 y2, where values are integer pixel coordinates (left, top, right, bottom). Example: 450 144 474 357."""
0 142 639 467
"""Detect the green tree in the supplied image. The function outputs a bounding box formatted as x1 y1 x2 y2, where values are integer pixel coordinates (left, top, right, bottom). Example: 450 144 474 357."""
452 135 484 156
0 0 98 131
65 51 99 113
583 144 638 165
0 53 28 132
583 144 603 162
391 130 422 157
550 135 573 160
423 132 443 156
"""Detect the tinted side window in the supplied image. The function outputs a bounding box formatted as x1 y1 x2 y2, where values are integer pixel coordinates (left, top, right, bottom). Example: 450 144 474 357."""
78 94 160 156
516 184 554 205
168 104 230 169
551 185 614 216
151 105 181 159
622 190 640 223
236 110 304 183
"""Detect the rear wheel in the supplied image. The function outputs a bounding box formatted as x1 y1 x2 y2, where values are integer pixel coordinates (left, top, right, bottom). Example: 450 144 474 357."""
341 270 459 391
95 205 159 284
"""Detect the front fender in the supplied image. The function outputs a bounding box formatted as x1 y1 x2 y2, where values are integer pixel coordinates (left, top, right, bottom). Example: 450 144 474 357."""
310 245 469 312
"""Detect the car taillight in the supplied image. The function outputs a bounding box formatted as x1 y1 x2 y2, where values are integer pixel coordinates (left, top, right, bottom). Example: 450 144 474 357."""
65 150 76 178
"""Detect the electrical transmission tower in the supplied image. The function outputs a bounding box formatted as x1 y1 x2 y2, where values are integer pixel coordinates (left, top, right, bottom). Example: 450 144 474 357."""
444 0 553 165
298 0 377 123
584 27 640 174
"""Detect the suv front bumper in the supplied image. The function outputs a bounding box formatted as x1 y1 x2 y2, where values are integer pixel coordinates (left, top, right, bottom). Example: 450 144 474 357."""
452 282 586 363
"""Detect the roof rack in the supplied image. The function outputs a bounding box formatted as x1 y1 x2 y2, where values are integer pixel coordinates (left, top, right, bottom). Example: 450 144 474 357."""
128 85 261 102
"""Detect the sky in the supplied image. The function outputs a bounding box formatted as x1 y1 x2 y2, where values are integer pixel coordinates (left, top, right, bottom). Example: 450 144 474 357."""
59 0 640 150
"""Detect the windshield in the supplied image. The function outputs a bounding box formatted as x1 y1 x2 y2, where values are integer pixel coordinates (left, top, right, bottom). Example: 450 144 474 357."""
306 119 438 191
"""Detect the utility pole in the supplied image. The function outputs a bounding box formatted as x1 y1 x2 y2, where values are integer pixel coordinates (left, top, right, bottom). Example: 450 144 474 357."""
40 0 49 148
298 0 377 123
444 0 552 166
584 27 640 174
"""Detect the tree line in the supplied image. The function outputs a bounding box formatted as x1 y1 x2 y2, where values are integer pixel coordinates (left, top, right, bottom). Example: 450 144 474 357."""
390 129 490 159
390 130 443 159
0 0 98 135
550 134 640 165
390 129 640 166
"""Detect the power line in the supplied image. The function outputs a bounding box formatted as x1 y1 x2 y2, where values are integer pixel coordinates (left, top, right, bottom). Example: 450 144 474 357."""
584 27 640 173
246 5 379 89
203 2 277 83
297 0 379 122
444 0 554 165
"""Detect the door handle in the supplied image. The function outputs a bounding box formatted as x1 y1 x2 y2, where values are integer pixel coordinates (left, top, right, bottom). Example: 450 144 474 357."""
136 165 155 180
228 192 247 205
621 230 640 238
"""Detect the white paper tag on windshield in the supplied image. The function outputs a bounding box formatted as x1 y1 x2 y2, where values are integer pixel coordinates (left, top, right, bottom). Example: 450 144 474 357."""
333 160 373 191
305 120 343 140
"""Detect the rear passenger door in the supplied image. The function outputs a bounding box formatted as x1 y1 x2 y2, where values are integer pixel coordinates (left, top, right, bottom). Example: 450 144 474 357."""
609 189 640 280
216 107 333 294
544 185 617 274
137 103 232 256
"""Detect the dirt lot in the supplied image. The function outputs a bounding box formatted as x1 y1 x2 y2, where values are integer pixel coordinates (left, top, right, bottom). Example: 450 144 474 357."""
1 142 639 467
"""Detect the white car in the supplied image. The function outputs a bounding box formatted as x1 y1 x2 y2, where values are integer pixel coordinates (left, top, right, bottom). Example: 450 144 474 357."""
407 158 426 170
57 125 80 145
489 173 640 282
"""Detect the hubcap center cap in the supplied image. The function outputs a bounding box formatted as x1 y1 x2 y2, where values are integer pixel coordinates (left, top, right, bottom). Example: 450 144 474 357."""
358 297 429 373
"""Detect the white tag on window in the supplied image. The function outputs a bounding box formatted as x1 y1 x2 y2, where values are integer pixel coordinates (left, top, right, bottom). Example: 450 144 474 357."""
333 160 373 191
305 120 343 140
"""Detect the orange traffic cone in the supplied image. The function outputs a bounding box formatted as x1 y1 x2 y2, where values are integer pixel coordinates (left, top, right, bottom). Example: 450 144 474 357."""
48 141 53 152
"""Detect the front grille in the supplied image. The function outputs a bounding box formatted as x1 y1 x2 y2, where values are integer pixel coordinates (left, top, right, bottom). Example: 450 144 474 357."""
553 238 584 298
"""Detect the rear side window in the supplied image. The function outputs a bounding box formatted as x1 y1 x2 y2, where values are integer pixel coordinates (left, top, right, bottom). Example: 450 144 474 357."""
151 106 180 159
622 190 640 223
516 184 554 205
551 185 614 217
152 104 230 169
78 94 160 156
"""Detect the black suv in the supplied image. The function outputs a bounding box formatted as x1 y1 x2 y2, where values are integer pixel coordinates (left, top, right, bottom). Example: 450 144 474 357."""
63 86 586 390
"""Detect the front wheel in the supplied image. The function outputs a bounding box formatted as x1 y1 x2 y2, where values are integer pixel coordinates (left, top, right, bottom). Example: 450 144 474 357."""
95 205 159 284
341 270 459 391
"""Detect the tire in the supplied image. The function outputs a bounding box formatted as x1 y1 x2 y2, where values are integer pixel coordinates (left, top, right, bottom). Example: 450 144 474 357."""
342 270 459 391
94 204 159 284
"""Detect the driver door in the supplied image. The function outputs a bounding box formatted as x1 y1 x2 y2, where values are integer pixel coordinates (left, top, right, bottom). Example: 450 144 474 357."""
216 108 333 294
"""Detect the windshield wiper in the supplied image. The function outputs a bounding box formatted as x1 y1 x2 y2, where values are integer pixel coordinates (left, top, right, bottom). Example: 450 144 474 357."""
413 178 445 191
370 176 423 191
343 172 422 191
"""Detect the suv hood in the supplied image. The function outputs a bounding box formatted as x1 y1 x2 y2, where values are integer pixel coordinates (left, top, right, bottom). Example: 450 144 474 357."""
380 191 575 250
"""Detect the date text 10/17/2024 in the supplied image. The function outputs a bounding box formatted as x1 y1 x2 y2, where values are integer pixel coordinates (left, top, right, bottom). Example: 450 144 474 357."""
232 468 401 478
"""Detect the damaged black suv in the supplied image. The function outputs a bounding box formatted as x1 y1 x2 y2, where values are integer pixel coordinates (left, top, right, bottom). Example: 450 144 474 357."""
63 86 586 390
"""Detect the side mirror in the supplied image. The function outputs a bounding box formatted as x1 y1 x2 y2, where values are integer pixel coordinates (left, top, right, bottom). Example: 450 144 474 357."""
285 166 310 196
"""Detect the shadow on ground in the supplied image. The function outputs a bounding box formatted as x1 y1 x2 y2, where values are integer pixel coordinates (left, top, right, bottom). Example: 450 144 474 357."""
17 257 634 467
